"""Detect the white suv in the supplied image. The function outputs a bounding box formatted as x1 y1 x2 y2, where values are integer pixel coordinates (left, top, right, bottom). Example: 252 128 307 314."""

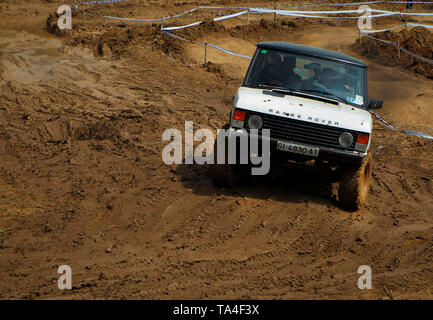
212 41 383 210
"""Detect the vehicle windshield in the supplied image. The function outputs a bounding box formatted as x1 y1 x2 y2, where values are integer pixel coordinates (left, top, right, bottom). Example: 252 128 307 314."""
244 48 367 108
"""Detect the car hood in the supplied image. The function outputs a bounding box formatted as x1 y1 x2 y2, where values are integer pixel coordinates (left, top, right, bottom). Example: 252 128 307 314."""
234 87 372 133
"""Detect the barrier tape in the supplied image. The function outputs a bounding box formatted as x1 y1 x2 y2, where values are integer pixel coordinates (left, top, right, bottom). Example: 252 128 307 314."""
162 30 252 60
389 1 433 3
159 7 433 29
370 111 433 140
77 4 433 25
399 46 433 64
407 22 433 29
248 7 433 18
360 23 407 33
196 6 433 15
206 43 252 59
197 2 433 9
73 0 127 4
285 1 433 7
196 6 249 10
285 1 386 8
363 34 433 64
214 10 249 22
162 30 191 42
360 22 433 33
259 11 397 20
161 10 249 31
252 8 381 14
247 7 433 15
159 8 405 29
162 21 203 31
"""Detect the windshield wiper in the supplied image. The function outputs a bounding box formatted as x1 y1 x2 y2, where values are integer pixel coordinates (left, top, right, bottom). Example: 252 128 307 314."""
256 84 294 94
257 84 289 91
256 84 348 104
297 89 348 104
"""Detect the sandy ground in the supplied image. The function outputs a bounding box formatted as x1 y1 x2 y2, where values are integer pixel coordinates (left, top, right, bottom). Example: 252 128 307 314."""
0 0 432 299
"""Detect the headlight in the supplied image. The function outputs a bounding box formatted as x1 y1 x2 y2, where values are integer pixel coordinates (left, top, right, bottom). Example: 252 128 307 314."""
247 115 263 129
339 132 354 148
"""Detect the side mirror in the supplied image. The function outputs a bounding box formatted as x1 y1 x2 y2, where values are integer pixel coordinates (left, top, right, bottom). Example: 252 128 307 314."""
368 98 383 110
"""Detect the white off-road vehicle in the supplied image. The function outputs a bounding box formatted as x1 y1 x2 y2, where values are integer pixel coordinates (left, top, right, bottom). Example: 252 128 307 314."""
212 42 383 210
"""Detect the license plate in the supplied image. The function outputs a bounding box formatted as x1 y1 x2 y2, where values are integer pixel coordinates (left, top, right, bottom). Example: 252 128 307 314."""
276 141 319 157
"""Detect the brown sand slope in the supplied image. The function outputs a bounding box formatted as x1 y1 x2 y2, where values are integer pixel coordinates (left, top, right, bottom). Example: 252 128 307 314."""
353 26 433 79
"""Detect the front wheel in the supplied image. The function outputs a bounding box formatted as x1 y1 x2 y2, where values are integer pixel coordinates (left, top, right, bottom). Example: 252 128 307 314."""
338 153 373 210
210 124 246 188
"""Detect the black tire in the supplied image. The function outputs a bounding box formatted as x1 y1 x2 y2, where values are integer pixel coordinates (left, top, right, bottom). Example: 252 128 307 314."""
211 124 243 188
338 153 373 210
316 160 340 183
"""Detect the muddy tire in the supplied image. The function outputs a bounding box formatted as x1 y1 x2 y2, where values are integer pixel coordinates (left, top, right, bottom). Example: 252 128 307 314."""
211 124 241 188
338 153 373 210
316 160 340 183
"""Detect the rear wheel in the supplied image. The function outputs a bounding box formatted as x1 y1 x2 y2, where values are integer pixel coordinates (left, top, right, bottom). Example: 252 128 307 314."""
338 153 373 210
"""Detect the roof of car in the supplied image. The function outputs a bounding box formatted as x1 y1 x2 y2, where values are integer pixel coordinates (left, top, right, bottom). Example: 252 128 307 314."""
257 42 366 68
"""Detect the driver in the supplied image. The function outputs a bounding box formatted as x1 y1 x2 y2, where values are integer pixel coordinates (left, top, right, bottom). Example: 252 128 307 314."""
257 52 285 87
282 56 301 88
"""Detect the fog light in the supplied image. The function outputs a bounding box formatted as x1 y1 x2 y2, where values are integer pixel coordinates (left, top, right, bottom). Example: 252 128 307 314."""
339 132 354 148
247 115 263 129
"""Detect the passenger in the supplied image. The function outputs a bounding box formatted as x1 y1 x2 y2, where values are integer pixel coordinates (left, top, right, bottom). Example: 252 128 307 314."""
319 67 339 89
336 75 354 94
320 68 353 94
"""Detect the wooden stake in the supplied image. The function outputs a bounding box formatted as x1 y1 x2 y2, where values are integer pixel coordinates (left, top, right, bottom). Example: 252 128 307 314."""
246 9 249 26
397 40 401 59
204 42 207 65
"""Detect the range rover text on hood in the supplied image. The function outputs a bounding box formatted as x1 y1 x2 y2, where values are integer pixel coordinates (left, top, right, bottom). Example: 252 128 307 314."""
234 87 372 133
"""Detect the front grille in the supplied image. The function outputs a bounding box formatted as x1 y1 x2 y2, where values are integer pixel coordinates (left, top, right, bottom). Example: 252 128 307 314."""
243 110 358 150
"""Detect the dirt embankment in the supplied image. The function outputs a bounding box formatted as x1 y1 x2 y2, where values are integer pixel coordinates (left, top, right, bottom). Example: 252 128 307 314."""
353 27 433 79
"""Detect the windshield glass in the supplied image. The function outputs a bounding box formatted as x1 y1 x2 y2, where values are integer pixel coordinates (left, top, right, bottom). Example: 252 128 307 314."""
244 48 366 107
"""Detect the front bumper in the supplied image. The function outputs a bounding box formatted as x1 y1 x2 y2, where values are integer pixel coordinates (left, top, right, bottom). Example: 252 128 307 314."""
227 127 367 165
